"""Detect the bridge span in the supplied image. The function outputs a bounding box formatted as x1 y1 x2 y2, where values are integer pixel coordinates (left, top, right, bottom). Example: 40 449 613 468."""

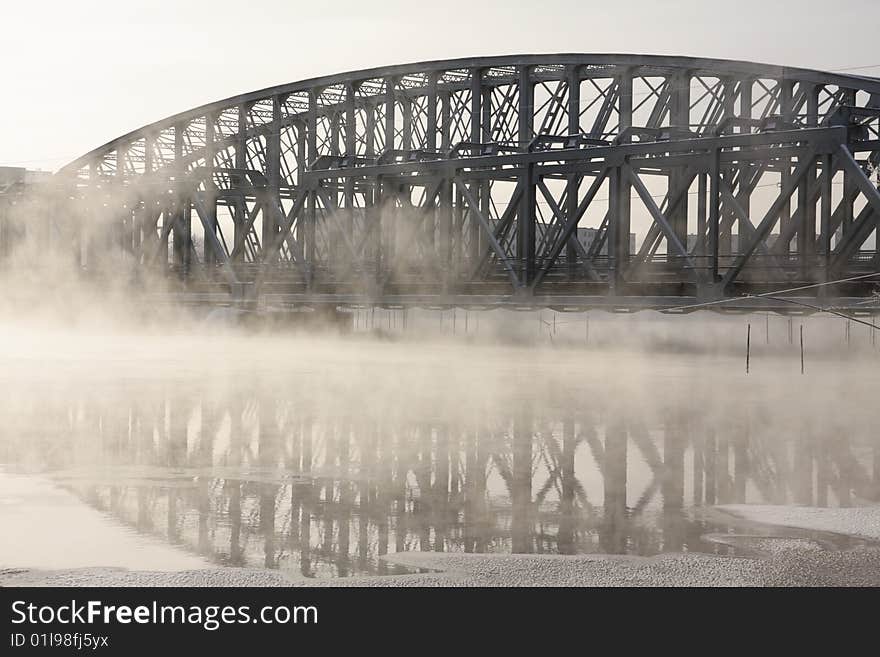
4 54 880 313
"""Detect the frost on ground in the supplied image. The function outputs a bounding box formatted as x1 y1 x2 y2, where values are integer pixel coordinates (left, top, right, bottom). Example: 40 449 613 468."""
717 504 880 541
5 547 880 587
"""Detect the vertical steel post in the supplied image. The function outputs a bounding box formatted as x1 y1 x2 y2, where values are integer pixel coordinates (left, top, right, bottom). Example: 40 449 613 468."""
670 71 690 254
696 172 707 267
439 174 453 292
735 80 753 261
171 123 191 276
565 64 581 279
518 65 535 287
204 112 217 266
306 90 318 289
617 70 633 277
344 82 357 271
384 76 396 151
263 97 282 262
779 80 794 239
800 85 820 278
427 73 438 151
709 147 721 284
233 103 248 263
607 165 621 291
468 68 482 264
820 153 833 281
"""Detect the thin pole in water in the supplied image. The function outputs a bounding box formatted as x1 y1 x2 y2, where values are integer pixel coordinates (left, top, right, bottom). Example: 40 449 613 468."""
765 313 769 344
800 324 805 374
746 323 751 374
585 315 589 345
788 317 793 344
553 313 557 336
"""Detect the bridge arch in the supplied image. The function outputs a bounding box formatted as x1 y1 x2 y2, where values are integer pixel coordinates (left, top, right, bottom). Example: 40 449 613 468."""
51 55 880 310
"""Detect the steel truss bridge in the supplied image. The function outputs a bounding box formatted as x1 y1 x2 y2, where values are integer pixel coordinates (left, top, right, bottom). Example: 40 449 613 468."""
32 55 880 311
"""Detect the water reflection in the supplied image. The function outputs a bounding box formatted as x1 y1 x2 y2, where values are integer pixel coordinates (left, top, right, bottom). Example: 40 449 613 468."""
1 343 878 578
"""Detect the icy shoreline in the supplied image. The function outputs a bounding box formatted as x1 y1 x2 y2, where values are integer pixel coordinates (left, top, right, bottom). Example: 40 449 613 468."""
716 504 880 542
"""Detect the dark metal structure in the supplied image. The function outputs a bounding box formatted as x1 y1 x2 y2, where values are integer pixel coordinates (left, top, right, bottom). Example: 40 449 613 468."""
36 55 880 310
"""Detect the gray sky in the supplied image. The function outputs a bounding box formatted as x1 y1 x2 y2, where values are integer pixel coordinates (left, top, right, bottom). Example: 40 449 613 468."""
3 0 877 172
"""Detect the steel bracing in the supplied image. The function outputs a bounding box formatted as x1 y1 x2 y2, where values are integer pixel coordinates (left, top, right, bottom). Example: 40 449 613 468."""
15 54 880 311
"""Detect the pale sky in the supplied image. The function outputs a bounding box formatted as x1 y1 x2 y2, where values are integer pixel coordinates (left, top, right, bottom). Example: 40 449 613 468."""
3 0 877 172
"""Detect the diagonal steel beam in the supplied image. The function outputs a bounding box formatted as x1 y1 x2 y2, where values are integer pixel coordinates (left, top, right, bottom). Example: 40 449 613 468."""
260 191 308 266
629 167 697 274
230 199 263 260
456 177 520 288
190 194 239 285
718 181 787 276
469 182 522 279
831 203 875 270
531 171 607 289
625 164 697 275
837 145 880 220
720 153 816 288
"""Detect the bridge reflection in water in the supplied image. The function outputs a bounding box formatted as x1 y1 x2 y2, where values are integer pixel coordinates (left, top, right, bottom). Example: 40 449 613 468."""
9 367 874 579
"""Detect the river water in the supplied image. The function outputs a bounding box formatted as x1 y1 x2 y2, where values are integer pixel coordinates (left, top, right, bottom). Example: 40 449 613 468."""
0 318 878 579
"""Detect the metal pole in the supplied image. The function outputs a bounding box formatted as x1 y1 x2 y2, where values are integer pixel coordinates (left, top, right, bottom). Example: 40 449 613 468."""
746 323 751 374
800 324 805 374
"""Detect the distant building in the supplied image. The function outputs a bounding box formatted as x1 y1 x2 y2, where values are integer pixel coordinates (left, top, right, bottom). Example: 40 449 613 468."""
539 223 636 256
0 166 51 191
575 227 636 256
686 233 792 254
0 167 54 257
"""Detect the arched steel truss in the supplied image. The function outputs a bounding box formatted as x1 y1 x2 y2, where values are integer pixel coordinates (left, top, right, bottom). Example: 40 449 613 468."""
56 55 880 310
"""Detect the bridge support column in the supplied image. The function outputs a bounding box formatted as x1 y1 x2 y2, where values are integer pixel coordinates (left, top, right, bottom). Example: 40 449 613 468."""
670 71 690 262
262 96 283 263
230 104 249 265
203 112 218 267
518 65 535 289
565 65 581 280
616 71 633 289
468 69 483 268
171 199 191 276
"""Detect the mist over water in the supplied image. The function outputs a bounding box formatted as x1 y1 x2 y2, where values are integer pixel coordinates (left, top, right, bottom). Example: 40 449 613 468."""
2 171 879 578
0 310 877 578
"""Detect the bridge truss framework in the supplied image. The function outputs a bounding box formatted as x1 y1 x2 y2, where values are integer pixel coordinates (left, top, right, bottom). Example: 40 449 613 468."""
7 54 880 312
